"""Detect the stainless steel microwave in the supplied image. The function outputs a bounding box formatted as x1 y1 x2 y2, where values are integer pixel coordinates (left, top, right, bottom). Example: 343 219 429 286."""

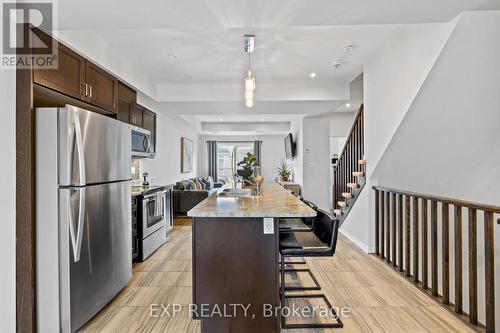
131 126 154 158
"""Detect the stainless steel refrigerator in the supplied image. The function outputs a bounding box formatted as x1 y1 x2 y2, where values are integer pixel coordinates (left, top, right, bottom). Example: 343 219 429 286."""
36 105 132 332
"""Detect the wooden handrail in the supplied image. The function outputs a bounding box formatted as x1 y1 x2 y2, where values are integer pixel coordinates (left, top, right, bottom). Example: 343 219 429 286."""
372 186 498 333
332 104 364 212
372 186 500 214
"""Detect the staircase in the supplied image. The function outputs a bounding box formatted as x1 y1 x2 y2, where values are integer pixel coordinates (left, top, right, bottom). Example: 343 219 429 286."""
332 104 365 226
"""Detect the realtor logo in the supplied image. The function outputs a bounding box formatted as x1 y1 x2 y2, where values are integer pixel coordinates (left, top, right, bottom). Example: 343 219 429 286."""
1 0 58 69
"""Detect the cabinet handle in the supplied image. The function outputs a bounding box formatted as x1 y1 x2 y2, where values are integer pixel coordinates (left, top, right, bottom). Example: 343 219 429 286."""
82 83 88 96
89 85 93 98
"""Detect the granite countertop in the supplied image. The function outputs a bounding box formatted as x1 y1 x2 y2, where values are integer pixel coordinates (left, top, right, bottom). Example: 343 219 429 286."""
187 182 316 218
131 184 173 197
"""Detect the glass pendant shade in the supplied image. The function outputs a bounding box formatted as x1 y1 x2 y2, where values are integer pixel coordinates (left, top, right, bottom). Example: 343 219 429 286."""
244 75 256 92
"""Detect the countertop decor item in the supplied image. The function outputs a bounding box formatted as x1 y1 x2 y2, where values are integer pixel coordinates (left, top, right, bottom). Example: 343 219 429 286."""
252 166 264 195
142 172 149 188
181 137 193 173
276 159 292 181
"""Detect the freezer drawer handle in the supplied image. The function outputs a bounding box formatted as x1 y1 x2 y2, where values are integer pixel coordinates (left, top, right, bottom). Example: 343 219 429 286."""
73 110 86 186
69 189 86 262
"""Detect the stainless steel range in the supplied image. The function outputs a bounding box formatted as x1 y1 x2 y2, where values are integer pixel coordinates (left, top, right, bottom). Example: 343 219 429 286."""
135 186 172 261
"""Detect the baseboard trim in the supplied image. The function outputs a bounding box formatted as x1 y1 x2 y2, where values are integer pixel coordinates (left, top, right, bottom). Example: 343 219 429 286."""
339 229 376 254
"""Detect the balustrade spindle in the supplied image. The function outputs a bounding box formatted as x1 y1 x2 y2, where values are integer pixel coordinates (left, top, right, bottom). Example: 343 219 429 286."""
484 211 495 333
405 195 411 277
375 189 380 255
398 194 403 272
386 192 390 262
468 208 477 325
412 197 419 283
381 191 385 259
454 206 463 314
431 201 438 297
391 192 397 267
442 203 450 305
422 199 428 289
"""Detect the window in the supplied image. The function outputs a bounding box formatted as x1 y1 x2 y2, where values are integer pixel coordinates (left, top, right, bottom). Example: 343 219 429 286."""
216 142 254 182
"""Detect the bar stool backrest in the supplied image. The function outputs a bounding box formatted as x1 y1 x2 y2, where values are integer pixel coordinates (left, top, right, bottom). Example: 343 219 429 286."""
313 209 340 254
301 199 318 227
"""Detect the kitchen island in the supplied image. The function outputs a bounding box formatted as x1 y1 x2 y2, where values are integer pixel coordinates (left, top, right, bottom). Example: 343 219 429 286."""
188 182 316 333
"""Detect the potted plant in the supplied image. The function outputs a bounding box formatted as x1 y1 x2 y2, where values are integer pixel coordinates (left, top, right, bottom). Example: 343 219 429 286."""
276 160 292 181
237 153 257 179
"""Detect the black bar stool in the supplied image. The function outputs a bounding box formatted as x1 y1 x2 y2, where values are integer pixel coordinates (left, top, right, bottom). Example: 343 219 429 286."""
279 209 343 329
279 199 319 279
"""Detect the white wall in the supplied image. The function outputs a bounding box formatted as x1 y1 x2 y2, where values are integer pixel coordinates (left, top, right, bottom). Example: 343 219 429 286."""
288 118 304 185
199 135 287 182
302 117 331 210
329 112 356 137
372 11 500 205
364 22 456 178
302 112 356 210
341 21 455 250
0 69 16 332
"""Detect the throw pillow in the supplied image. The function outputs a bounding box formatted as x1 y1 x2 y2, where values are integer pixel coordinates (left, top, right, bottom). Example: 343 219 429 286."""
201 178 211 190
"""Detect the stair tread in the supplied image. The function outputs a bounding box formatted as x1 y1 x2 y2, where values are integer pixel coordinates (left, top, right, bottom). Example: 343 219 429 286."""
358 159 367 165
342 192 353 198
353 171 365 177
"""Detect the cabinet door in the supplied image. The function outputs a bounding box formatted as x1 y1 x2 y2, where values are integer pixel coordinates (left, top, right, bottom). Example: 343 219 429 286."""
142 108 157 154
85 61 118 113
33 33 86 100
117 82 137 123
129 103 143 127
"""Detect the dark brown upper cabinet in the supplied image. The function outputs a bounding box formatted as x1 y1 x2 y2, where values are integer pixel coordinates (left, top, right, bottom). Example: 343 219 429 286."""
32 29 157 146
129 103 143 127
84 61 118 113
142 108 157 154
117 82 137 123
33 37 86 101
33 30 118 113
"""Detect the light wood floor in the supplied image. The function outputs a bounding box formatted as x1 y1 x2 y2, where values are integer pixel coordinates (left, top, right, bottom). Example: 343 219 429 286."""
81 217 474 333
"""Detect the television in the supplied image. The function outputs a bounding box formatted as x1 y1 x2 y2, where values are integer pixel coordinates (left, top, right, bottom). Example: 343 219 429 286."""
284 133 296 159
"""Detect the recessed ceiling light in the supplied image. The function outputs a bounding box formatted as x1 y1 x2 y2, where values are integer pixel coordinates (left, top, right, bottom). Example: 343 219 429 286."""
332 59 344 68
343 44 354 53
309 72 316 78
346 103 351 107
218 118 223 122
260 118 265 122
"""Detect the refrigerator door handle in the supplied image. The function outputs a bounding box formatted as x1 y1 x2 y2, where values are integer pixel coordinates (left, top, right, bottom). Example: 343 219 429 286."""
69 188 86 262
73 110 86 186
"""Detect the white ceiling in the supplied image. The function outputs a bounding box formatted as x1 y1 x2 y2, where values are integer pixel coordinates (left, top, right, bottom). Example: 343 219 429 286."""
89 25 397 86
57 1 500 132
57 0 500 89
59 0 500 29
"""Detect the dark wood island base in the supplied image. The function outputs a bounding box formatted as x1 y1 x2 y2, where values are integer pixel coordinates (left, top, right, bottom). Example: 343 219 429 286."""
192 216 281 333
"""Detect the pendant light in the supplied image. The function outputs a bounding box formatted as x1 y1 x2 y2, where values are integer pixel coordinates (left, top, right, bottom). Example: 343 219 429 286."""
244 35 256 108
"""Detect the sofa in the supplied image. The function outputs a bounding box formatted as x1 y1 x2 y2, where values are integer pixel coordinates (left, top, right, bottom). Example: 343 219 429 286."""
173 176 223 216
